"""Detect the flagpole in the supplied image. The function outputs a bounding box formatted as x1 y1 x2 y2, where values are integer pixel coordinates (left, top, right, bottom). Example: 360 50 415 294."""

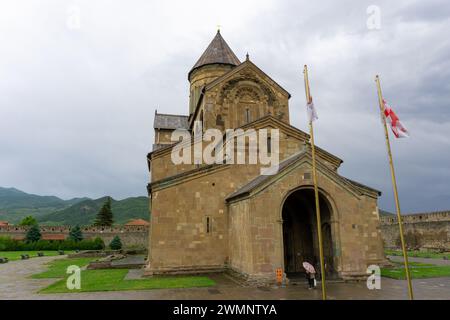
375 75 414 300
304 65 327 300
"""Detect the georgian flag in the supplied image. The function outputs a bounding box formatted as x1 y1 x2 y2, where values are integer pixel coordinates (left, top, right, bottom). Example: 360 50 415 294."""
383 99 409 138
306 100 318 122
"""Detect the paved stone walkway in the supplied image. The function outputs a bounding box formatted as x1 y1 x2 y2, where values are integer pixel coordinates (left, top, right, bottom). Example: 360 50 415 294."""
1 256 449 300
387 255 450 266
0 255 66 299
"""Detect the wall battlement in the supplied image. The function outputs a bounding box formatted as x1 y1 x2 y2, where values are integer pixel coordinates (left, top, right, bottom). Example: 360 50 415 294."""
380 211 450 225
379 211 450 250
0 225 149 248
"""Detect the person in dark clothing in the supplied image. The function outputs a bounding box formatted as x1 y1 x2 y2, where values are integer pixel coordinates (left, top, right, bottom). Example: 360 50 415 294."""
307 271 316 289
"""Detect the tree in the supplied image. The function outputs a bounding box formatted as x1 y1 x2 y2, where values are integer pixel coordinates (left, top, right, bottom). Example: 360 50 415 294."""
93 197 114 226
19 215 37 226
93 237 105 250
109 236 122 250
25 224 41 242
68 225 83 242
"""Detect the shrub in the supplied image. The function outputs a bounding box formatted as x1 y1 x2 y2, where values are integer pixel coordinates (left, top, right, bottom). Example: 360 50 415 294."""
0 236 105 251
0 236 18 251
92 237 105 250
25 225 41 242
109 236 122 250
68 225 83 242
57 237 105 251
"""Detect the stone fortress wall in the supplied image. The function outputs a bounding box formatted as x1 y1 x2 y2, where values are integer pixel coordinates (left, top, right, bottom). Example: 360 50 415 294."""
0 225 148 249
380 211 450 250
4 210 447 251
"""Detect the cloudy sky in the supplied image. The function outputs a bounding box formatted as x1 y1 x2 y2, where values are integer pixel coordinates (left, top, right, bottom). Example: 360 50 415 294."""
0 0 449 213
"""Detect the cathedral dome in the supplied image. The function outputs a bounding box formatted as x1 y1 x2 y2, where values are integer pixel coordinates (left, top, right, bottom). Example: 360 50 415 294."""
188 30 240 81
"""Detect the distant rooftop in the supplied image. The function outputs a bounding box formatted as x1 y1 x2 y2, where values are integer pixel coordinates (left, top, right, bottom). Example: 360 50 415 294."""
42 234 66 241
125 218 150 226
153 112 189 130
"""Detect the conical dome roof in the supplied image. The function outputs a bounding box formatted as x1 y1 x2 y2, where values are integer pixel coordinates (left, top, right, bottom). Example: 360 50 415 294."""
189 30 240 80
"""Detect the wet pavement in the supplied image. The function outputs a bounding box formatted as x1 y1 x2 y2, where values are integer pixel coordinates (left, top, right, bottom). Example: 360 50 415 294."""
387 255 450 266
0 255 67 299
1 256 449 300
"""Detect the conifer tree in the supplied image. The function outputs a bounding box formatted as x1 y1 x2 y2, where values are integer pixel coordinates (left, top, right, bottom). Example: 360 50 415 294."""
93 197 114 226
109 235 122 250
69 225 83 242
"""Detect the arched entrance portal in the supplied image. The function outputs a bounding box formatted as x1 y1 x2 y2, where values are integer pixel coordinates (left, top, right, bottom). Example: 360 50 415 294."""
282 188 335 280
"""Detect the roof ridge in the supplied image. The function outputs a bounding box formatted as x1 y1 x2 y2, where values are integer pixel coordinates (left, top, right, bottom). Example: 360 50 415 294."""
155 112 188 117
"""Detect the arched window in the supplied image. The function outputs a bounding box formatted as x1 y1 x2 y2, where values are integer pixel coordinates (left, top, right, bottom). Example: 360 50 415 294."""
245 108 251 123
216 114 224 126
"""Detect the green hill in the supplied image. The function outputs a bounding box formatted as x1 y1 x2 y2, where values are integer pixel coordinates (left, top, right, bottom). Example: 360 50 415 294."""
37 196 149 226
0 187 65 209
0 187 88 223
0 187 149 226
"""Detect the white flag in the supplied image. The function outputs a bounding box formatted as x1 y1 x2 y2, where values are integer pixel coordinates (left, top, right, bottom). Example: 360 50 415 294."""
307 101 318 122
383 99 409 138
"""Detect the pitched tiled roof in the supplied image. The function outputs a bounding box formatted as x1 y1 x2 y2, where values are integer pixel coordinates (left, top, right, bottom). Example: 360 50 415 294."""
226 151 381 202
226 152 306 201
189 30 240 79
125 219 150 226
342 178 381 196
42 234 66 241
153 113 189 130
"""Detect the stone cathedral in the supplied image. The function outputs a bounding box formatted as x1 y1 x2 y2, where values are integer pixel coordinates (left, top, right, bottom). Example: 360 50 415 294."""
145 31 386 284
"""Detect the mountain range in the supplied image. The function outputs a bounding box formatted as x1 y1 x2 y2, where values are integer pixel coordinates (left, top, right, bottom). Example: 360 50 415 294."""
0 187 149 226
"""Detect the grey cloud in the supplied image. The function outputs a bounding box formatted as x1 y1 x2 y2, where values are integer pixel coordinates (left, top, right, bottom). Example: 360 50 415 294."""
0 0 449 213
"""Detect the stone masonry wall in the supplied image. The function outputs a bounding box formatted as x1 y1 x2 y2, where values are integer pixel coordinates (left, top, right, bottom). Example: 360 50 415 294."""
380 211 450 250
0 225 148 249
226 159 386 282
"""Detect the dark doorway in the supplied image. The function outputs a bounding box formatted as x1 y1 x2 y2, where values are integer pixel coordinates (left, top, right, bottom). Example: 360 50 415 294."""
282 188 334 280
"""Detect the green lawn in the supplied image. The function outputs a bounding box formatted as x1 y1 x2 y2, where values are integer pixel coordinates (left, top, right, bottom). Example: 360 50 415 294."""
0 251 75 261
31 257 93 279
381 265 450 279
391 261 434 267
34 257 215 293
385 249 450 260
41 269 215 293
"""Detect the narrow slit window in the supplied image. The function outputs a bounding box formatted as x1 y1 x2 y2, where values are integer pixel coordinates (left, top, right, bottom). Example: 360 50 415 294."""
206 216 211 233
267 136 272 154
245 108 251 123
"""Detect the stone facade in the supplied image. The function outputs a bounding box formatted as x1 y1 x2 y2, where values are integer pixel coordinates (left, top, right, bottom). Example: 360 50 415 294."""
227 157 385 282
0 225 148 249
380 211 450 250
145 31 386 283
